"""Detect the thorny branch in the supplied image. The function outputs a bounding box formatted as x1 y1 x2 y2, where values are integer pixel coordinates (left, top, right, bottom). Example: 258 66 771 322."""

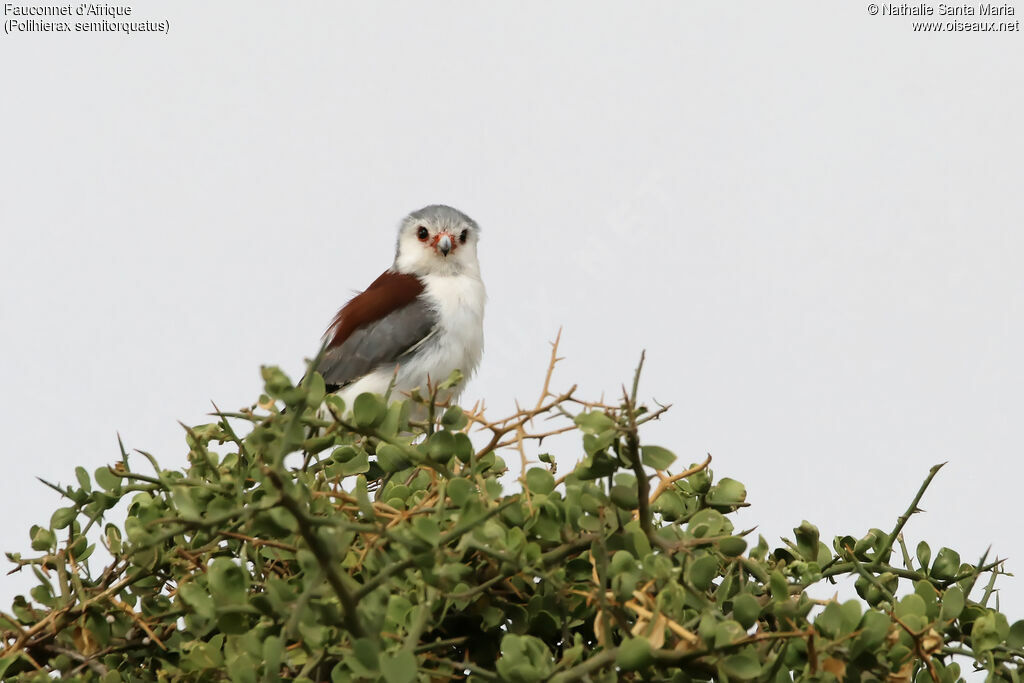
3 332 1019 682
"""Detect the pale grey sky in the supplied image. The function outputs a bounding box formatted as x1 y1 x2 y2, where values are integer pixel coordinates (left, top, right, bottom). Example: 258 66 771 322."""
1 0 1022 646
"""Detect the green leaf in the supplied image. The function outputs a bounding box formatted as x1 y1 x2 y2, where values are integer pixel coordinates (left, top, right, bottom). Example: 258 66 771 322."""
305 371 326 408
171 486 200 519
74 466 92 493
30 526 56 551
855 610 891 652
262 367 304 406
916 540 932 571
687 554 719 591
50 506 77 530
411 517 440 547
453 433 474 463
931 547 961 581
104 524 122 554
913 579 940 620
352 393 386 428
226 652 259 683
839 600 862 633
0 654 20 680
794 520 820 560
688 467 712 493
378 400 410 437
386 594 414 628
208 558 249 606
575 452 617 480
352 638 380 674
769 571 789 602
610 484 639 510
376 444 412 473
123 516 151 544
688 508 729 538
651 489 686 521
706 478 746 507
178 580 216 620
351 475 377 522
718 536 747 557
426 430 455 462
332 446 359 464
940 585 965 621
721 652 761 680
852 529 883 560
94 466 121 491
340 451 370 476
525 468 555 495
380 650 417 683
437 368 464 390
73 543 95 563
641 445 676 470
615 637 653 671
971 611 1008 652
714 620 746 648
1007 620 1024 649
732 593 761 629
297 623 327 649
894 593 926 619
610 550 637 575
440 405 468 430
816 601 844 638
574 411 615 435
446 478 474 507
262 635 283 678
301 434 335 454
582 430 615 456
324 394 345 416
495 633 554 682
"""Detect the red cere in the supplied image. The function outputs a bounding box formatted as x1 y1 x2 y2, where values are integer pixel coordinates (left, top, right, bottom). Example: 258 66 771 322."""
430 231 457 253
325 271 424 349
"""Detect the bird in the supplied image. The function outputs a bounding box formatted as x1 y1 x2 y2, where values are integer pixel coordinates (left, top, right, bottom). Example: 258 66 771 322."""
312 205 486 414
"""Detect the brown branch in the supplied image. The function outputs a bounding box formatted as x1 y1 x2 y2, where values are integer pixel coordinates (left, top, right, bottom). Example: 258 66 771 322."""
109 599 166 651
471 387 577 460
891 613 941 683
263 466 365 638
621 384 653 541
649 455 713 504
216 531 298 553
535 327 564 410
622 599 699 645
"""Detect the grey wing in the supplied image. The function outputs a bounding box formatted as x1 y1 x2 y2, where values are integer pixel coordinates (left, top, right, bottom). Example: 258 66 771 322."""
315 299 438 391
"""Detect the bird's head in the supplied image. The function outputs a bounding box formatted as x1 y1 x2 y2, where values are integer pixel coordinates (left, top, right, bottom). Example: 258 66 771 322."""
393 205 481 277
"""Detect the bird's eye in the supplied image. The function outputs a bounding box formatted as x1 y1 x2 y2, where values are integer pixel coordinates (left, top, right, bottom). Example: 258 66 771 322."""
416 226 429 241
459 229 468 244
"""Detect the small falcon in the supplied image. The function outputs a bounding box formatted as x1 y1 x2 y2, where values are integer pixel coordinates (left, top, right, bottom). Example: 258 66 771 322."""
314 205 486 411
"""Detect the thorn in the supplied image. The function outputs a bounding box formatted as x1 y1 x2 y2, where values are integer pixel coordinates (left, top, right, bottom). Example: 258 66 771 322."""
37 477 66 496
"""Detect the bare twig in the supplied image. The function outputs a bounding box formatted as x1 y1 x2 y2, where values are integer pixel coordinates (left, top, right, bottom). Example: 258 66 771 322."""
263 466 365 638
648 455 713 504
874 463 946 568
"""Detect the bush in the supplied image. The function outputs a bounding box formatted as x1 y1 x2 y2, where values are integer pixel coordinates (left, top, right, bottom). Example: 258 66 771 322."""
1 350 1022 682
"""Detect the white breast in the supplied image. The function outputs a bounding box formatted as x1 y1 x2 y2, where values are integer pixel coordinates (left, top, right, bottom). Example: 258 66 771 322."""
333 272 486 410
409 272 486 399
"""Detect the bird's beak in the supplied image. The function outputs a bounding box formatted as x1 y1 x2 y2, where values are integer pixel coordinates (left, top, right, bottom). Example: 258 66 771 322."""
437 233 453 257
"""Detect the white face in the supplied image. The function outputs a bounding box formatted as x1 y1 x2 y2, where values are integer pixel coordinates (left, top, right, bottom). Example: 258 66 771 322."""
393 205 481 277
